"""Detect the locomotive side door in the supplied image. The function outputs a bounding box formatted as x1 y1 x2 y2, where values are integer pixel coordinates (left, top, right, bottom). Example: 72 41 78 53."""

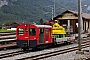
39 28 44 44
44 28 49 44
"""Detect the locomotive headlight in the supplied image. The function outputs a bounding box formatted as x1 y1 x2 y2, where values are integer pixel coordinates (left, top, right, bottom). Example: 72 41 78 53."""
46 41 48 43
34 37 36 40
25 24 26 26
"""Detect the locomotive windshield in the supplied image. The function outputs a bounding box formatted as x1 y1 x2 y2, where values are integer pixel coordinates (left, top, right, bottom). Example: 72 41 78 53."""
30 28 36 36
18 28 24 36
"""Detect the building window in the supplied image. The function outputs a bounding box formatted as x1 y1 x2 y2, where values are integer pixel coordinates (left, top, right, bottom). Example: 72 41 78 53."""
88 21 89 29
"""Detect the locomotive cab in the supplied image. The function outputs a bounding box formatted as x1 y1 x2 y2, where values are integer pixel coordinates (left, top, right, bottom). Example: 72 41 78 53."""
16 24 52 50
52 20 66 38
52 20 74 44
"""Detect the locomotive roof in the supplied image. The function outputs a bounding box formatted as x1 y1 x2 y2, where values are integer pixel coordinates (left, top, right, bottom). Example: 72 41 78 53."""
35 25 52 28
17 24 52 28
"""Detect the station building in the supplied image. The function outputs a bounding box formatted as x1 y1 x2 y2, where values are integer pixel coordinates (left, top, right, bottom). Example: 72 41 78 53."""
50 10 90 34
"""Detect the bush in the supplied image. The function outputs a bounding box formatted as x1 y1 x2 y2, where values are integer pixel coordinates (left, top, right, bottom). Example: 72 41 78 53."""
0 26 2 29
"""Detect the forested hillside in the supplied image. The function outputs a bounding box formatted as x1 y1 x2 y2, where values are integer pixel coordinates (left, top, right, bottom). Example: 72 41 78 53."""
0 0 90 24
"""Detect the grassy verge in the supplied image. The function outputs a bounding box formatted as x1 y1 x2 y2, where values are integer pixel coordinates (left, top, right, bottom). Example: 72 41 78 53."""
0 29 16 33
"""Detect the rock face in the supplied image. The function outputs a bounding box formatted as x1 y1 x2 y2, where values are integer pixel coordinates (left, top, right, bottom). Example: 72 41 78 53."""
0 0 17 7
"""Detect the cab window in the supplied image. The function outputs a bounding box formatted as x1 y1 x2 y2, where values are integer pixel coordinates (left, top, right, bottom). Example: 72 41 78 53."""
30 28 36 36
40 28 44 34
18 28 24 36
46 28 49 34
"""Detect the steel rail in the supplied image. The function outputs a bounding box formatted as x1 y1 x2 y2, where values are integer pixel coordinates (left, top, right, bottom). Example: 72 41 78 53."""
0 32 16 36
0 41 89 59
18 43 90 60
0 50 29 59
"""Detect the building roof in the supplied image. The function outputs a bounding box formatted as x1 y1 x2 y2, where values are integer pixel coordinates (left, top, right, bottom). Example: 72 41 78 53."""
54 10 90 20
5 22 19 26
44 20 54 26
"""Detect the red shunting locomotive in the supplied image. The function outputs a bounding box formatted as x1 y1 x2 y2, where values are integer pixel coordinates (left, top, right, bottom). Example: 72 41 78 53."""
16 24 52 50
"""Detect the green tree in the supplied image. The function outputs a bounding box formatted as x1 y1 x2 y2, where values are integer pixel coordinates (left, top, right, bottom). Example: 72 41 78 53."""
39 18 44 25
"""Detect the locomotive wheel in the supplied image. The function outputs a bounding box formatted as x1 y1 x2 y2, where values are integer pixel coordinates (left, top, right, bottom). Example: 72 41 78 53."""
38 45 48 50
22 48 26 51
22 47 29 51
67 42 71 44
40 45 44 50
54 42 57 45
64 41 71 45
31 47 37 51
64 41 68 44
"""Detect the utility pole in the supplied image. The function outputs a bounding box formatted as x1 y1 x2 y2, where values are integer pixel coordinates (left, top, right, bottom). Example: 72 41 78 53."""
46 0 55 20
54 0 56 17
76 0 83 54
52 7 54 20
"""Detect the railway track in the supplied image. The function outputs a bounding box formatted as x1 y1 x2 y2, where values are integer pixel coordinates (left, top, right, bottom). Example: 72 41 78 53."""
0 32 89 50
0 50 29 59
0 32 16 40
0 40 89 60
0 32 90 59
20 43 90 60
0 35 16 40
0 32 17 50
0 32 16 36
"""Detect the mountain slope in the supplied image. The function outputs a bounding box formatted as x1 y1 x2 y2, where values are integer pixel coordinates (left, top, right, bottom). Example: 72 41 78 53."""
0 0 90 24
0 0 53 24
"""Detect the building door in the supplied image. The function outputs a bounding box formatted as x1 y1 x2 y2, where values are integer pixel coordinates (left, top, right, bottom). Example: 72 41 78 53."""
85 22 86 32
